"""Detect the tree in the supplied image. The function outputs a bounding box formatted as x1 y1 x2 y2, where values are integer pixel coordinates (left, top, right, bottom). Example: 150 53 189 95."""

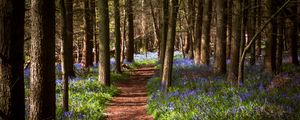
187 0 195 59
226 0 233 59
161 0 179 91
82 0 93 67
98 0 111 86
248 0 257 65
264 0 277 73
194 0 203 64
29 0 56 119
126 0 134 62
227 0 241 83
286 1 299 65
200 0 212 65
160 0 169 75
214 0 227 74
91 0 98 64
60 0 74 112
114 0 122 73
0 0 25 119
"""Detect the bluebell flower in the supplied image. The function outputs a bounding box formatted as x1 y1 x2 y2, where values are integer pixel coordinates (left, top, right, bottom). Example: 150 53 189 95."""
168 102 175 111
56 79 62 85
24 68 30 78
64 111 73 118
74 63 82 69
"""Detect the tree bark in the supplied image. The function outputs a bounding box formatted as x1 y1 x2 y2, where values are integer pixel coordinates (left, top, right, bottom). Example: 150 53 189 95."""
200 0 212 65
82 0 93 67
29 0 56 119
114 0 122 73
187 0 195 59
264 0 277 73
227 0 241 83
248 0 256 65
161 0 179 91
194 0 203 64
214 0 227 74
160 0 169 74
286 2 299 65
98 0 111 86
226 0 233 59
126 0 134 62
0 0 25 119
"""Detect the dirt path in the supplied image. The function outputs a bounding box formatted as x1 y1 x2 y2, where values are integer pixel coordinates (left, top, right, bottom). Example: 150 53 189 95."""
104 67 155 120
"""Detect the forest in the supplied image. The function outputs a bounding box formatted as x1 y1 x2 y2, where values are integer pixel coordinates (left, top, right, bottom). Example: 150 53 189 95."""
0 0 300 119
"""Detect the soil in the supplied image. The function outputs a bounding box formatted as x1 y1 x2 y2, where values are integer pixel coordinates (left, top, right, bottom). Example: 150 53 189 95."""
104 67 155 120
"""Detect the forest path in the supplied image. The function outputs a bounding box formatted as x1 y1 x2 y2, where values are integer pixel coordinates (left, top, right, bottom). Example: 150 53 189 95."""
104 66 155 120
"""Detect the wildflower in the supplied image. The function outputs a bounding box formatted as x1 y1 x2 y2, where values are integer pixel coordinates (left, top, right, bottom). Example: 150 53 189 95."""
64 111 73 118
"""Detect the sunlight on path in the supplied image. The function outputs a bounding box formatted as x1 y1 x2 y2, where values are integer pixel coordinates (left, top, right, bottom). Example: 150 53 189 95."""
104 67 155 120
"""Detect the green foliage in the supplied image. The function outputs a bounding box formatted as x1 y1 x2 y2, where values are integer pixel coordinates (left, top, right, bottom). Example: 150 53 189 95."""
56 79 118 119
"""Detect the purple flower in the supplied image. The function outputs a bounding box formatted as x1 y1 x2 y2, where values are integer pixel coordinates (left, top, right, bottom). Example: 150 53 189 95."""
64 111 73 117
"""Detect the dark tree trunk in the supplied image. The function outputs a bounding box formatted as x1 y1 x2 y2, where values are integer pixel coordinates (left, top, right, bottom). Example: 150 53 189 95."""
98 0 111 86
126 0 134 62
194 0 203 64
200 0 212 65
286 2 299 65
82 0 93 67
187 0 195 59
256 0 262 61
29 0 56 119
277 13 284 72
0 0 25 119
264 0 277 73
248 0 256 65
114 0 122 73
226 0 233 59
161 0 179 91
60 0 74 112
227 0 241 83
214 0 227 74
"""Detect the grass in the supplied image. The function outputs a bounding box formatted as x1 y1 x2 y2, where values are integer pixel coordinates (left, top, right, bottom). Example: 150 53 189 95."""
147 59 300 120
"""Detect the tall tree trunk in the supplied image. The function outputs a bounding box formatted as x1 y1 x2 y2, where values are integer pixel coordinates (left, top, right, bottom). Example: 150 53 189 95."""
29 0 56 119
60 0 74 112
286 2 299 65
264 0 277 73
121 0 127 65
277 13 284 72
226 0 233 59
150 0 161 46
248 0 256 65
161 0 179 91
194 0 203 64
214 0 227 74
114 0 122 73
91 0 99 64
200 0 212 65
256 0 262 62
126 0 134 62
98 0 111 86
82 0 93 67
0 0 25 119
227 0 241 83
239 0 247 58
187 0 195 59
160 0 169 69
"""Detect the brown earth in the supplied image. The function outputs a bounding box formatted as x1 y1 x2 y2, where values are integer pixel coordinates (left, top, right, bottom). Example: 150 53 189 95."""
104 67 155 120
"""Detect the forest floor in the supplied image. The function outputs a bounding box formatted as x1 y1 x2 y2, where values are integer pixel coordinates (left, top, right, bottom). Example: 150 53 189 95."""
104 66 155 120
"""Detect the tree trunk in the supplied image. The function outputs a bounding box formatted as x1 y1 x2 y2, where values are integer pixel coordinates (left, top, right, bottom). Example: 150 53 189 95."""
187 0 195 59
160 0 169 72
161 0 179 91
286 2 299 65
227 0 241 83
114 0 122 73
264 0 277 73
214 0 227 74
248 0 256 65
91 0 99 64
29 0 56 119
0 0 25 119
98 0 111 86
194 0 203 64
226 0 232 59
200 0 212 65
60 0 74 112
82 0 93 67
126 0 134 62
256 0 262 62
